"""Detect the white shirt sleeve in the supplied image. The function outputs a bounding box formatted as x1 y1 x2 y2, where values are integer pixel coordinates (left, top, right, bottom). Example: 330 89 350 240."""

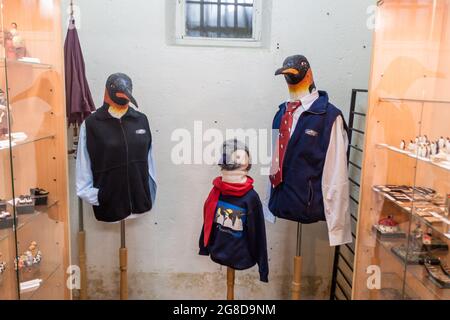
322 116 352 246
148 144 157 204
76 122 99 206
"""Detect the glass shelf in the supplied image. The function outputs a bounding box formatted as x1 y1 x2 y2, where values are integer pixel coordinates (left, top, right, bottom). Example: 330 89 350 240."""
373 233 450 300
379 97 450 105
0 200 58 243
372 187 450 240
0 59 53 70
0 134 56 151
376 143 450 172
19 261 61 300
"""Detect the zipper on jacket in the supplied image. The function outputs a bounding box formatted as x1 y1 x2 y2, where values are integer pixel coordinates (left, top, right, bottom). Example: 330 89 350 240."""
119 119 133 213
308 180 314 206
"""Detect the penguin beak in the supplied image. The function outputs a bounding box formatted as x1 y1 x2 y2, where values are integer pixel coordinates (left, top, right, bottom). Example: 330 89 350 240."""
275 67 300 76
116 90 139 108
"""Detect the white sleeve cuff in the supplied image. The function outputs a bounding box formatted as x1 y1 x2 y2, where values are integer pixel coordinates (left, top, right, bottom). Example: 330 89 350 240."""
328 228 353 247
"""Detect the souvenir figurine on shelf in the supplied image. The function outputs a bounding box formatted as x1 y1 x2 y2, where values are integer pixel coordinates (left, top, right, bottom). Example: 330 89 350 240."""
408 140 417 153
424 258 450 289
5 22 25 60
431 141 437 156
0 89 8 137
400 140 406 151
373 216 405 238
438 137 446 151
0 253 6 275
0 198 6 211
0 211 11 219
446 138 450 155
30 188 49 206
16 195 34 215
16 241 42 271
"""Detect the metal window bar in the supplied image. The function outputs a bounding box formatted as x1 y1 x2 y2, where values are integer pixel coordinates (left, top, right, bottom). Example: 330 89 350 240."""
330 89 368 300
186 0 254 38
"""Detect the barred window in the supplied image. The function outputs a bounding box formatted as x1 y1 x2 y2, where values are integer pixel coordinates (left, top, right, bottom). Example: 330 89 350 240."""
185 0 255 39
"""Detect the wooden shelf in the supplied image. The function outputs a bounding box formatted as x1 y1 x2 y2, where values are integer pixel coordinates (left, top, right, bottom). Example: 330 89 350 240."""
376 143 450 172
372 186 450 240
0 200 58 243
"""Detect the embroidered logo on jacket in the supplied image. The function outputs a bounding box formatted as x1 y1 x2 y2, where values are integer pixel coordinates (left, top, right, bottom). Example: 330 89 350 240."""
215 201 247 238
136 129 146 135
305 129 319 137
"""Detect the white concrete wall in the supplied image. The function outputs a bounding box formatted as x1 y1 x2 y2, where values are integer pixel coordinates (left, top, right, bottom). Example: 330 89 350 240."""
63 0 374 299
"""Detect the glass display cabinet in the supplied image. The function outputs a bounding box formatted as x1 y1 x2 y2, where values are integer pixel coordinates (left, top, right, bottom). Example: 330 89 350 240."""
353 0 450 300
0 0 70 300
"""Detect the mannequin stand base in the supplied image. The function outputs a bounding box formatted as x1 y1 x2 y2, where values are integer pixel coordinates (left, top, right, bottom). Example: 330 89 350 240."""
227 268 235 300
78 230 88 300
291 256 302 300
120 247 128 300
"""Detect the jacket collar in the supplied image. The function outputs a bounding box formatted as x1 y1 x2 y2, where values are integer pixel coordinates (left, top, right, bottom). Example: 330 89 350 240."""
280 90 329 115
95 103 141 121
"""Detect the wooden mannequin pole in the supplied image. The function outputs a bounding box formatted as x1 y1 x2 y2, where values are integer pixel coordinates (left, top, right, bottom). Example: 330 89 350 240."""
119 220 128 300
291 223 303 300
226 267 235 300
78 198 88 300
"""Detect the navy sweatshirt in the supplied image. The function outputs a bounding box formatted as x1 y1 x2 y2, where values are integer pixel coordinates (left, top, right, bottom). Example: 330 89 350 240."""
199 190 269 283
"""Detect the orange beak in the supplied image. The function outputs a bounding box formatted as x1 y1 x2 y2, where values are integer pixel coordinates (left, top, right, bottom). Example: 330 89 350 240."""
115 92 130 101
275 67 300 76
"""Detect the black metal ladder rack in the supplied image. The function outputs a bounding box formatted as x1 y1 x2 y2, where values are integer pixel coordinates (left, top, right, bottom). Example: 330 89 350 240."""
330 89 368 300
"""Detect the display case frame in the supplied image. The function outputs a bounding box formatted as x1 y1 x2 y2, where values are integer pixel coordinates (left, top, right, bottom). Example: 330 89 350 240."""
0 0 70 300
353 0 450 300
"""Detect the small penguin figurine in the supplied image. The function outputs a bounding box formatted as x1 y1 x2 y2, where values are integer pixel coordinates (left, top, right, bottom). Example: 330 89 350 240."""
408 140 416 152
431 141 437 156
400 140 406 150
438 137 445 150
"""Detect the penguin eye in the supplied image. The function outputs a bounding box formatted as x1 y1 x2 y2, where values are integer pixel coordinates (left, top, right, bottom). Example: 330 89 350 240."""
301 61 308 67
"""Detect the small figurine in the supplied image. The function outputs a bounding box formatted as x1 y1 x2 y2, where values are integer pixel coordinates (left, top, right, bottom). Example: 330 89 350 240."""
400 140 406 150
425 144 431 158
0 253 6 275
15 241 42 270
6 22 25 60
431 141 437 156
377 216 400 233
438 137 445 150
0 211 11 219
408 140 417 153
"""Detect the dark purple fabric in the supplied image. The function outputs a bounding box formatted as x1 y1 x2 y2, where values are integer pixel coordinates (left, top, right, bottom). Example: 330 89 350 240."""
64 19 95 126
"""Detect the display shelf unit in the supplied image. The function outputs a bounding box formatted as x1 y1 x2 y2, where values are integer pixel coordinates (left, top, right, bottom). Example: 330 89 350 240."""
353 0 450 300
0 0 70 300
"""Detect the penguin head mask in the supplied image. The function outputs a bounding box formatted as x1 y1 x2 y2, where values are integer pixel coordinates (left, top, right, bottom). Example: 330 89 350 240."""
218 139 252 172
104 73 139 108
275 55 311 85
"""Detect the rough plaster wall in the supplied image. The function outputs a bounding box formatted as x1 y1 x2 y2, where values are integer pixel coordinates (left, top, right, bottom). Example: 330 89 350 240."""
63 0 374 299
